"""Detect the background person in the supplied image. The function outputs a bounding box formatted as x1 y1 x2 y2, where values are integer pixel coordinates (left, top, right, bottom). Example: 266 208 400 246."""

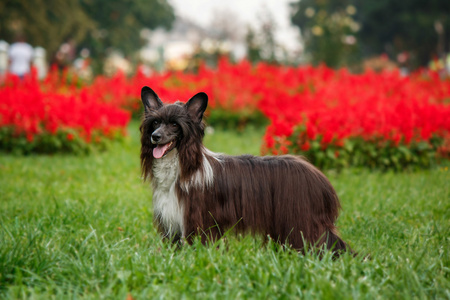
8 34 34 79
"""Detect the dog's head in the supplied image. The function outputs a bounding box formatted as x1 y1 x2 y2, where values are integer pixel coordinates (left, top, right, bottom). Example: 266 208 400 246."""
140 86 208 161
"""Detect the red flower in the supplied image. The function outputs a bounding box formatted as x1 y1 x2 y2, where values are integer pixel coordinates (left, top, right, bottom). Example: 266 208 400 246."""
301 141 310 151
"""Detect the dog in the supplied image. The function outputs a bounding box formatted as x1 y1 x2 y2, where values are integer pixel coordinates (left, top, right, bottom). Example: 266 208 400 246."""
140 86 349 255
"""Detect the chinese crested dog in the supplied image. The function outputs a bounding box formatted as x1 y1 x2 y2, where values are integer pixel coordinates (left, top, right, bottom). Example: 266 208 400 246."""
139 86 349 256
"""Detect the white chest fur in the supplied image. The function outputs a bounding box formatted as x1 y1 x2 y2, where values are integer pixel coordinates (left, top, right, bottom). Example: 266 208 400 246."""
151 150 184 237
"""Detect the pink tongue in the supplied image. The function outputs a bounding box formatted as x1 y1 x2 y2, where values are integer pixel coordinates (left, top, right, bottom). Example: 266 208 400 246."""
153 143 170 159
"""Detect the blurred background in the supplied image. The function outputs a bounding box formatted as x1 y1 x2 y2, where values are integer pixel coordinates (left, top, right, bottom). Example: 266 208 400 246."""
1 0 449 78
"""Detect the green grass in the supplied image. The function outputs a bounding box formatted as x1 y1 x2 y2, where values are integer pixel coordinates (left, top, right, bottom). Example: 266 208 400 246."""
0 121 449 299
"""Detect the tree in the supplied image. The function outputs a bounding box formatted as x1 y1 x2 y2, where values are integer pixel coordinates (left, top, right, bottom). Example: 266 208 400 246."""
355 0 450 67
0 0 93 59
79 0 175 72
245 8 280 64
245 26 263 64
0 0 175 72
290 0 361 68
290 0 450 68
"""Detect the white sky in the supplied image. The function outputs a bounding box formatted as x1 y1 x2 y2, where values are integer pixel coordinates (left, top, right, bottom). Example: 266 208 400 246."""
168 0 302 52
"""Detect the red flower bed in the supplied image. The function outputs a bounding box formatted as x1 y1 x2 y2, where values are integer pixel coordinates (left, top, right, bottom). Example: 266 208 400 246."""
0 71 130 154
257 67 450 169
2 60 449 169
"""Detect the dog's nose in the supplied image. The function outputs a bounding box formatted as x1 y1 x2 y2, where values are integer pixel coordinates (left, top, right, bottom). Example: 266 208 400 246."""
151 132 162 143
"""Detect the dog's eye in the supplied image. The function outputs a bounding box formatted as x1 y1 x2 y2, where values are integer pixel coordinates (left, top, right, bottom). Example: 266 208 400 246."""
171 122 179 128
153 120 160 126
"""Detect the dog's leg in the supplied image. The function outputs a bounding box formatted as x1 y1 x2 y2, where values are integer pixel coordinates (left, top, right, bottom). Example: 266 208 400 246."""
323 230 353 259
170 232 182 245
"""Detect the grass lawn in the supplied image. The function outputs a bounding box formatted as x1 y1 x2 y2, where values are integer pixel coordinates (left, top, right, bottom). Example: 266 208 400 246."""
0 121 449 299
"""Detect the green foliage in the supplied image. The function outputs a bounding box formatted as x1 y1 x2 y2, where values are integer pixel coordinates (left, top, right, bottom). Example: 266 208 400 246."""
290 0 361 68
244 10 281 65
0 0 93 58
245 27 263 64
287 127 447 171
79 0 175 73
0 127 122 155
0 0 175 69
355 0 450 67
0 122 449 298
290 0 450 68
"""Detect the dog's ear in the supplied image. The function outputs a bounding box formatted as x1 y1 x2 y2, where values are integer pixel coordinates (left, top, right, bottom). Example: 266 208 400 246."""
141 86 163 112
186 92 208 123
